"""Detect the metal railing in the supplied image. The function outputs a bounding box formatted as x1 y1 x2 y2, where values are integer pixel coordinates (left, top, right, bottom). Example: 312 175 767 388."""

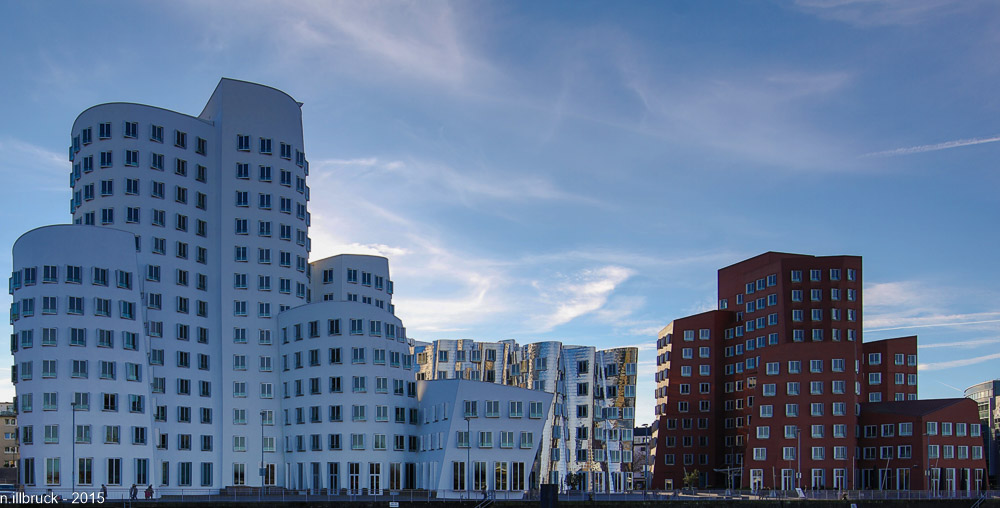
9 486 999 503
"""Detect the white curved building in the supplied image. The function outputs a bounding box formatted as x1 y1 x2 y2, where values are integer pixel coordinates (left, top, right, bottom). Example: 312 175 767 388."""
11 225 153 489
277 254 416 492
9 79 549 498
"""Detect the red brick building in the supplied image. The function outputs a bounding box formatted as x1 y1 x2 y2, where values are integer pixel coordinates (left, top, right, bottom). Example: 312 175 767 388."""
651 252 987 492
858 399 987 491
862 336 918 403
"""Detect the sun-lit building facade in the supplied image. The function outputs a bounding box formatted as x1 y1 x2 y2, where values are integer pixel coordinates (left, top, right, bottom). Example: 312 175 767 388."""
651 252 986 492
8 79 547 497
413 339 638 492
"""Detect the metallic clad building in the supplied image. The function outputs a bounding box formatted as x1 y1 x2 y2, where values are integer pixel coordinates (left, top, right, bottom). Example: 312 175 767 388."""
413 339 638 492
965 379 1000 485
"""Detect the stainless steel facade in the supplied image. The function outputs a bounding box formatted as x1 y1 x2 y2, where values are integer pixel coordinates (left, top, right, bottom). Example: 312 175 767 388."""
965 379 1000 483
413 339 638 492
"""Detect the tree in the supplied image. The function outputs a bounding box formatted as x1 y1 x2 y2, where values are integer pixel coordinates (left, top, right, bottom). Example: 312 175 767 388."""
683 469 700 490
629 447 650 475
565 471 585 490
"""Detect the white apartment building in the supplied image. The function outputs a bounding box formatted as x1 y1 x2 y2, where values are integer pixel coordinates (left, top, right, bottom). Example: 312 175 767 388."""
8 79 549 497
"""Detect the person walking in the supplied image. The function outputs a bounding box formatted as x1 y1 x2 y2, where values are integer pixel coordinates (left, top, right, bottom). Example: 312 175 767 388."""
101 484 107 499
129 483 137 500
145 485 153 499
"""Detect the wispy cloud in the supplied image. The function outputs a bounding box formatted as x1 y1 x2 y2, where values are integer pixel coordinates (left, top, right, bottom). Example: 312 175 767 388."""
188 1 494 90
865 313 1000 332
0 137 68 193
919 351 1000 371
311 157 605 209
530 266 635 332
0 138 66 173
863 280 1000 331
862 134 1000 157
793 0 970 27
616 63 857 170
919 337 1000 349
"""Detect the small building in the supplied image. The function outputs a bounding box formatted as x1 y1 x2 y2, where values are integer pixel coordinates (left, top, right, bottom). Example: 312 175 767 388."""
0 403 17 484
859 398 988 492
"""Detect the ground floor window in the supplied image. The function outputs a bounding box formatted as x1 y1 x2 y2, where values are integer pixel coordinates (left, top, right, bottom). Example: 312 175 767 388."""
233 463 245 486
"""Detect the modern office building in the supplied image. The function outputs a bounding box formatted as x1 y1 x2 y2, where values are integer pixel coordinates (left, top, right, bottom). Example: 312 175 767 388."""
412 340 638 492
8 79 550 497
965 379 1000 485
651 252 986 492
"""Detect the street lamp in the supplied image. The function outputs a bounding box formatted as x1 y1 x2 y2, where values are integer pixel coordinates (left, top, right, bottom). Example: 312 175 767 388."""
796 426 801 491
641 424 649 498
71 402 78 494
465 416 471 498
260 410 267 500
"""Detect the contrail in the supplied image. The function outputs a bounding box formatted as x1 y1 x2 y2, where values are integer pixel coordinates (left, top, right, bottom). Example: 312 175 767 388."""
934 380 966 394
865 318 1000 333
863 134 1000 157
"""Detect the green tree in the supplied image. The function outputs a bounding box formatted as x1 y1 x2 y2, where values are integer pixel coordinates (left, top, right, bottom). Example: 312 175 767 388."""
565 472 584 490
683 470 700 489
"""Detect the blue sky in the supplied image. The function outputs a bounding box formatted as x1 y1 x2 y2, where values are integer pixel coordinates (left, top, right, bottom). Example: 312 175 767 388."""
2 1 1000 426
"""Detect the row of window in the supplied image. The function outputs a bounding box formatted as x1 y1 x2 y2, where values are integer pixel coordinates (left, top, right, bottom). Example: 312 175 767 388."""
13 359 142 383
867 392 919 402
789 308 858 322
234 135 305 166
74 159 303 192
72 123 205 153
758 402 850 418
11 327 138 352
280 375 415 398
282 319 407 342
324 268 392 292
284 403 416 425
761 380 853 396
72 205 308 249
10 266 132 292
925 421 983 437
279 346 412 370
71 155 208 190
757 423 851 440
25 456 215 488
867 352 918 366
10 298 135 323
788 268 857 284
752 445 855 461
452 430 535 450
462 400 545 419
232 247 309 271
22 423 150 446
71 179 210 215
18 392 143 414
866 372 918 385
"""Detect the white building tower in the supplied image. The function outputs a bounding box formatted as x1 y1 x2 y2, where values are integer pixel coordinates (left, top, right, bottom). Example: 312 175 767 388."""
14 78 310 493
10 79 550 498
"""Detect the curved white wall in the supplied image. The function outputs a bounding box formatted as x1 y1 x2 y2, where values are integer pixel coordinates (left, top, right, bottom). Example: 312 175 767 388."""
11 225 153 492
277 254 415 492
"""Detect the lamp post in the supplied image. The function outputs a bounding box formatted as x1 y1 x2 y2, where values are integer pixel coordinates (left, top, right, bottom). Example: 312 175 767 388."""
641 424 649 498
796 426 801 491
71 402 78 494
464 416 472 498
260 410 267 500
